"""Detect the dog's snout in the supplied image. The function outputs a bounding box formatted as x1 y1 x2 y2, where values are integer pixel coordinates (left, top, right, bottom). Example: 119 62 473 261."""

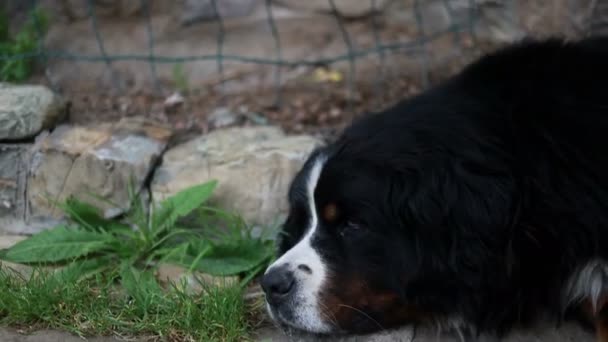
261 266 295 303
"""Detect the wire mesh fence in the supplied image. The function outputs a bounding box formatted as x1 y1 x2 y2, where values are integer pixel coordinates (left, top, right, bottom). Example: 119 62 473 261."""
0 0 603 132
0 1 495 89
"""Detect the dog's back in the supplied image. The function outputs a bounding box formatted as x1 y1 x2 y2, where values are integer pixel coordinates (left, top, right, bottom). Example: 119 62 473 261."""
336 36 608 331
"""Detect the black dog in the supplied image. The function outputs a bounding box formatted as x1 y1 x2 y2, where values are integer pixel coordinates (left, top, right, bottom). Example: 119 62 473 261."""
261 36 608 341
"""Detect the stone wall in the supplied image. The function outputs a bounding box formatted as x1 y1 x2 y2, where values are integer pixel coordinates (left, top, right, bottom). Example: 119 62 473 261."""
0 83 321 235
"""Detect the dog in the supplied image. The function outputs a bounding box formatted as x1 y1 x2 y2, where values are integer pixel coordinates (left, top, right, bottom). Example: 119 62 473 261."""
260 36 608 341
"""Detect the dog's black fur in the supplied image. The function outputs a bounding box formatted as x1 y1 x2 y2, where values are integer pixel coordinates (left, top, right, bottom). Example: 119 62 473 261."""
273 36 608 337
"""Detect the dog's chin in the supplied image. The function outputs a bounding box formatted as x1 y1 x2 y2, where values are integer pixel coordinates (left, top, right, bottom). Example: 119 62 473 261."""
274 322 336 340
266 303 339 337
271 319 332 340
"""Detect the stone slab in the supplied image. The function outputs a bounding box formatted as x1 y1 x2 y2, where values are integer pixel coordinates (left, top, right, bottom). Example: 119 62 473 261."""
25 118 172 227
151 126 322 226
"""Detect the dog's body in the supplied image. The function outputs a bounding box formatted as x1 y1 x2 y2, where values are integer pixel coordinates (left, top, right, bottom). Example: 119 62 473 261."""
261 37 608 340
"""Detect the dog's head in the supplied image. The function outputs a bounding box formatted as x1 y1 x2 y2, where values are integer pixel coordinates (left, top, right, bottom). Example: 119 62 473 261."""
261 102 517 335
261 144 424 335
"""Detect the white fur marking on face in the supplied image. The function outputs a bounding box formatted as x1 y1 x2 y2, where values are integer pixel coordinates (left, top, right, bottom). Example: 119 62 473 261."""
265 154 330 333
563 259 608 313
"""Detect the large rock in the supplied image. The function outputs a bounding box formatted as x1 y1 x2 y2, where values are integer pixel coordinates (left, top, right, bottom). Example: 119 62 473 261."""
1 137 65 234
151 126 322 226
384 0 523 43
26 118 172 223
0 83 66 141
0 139 64 235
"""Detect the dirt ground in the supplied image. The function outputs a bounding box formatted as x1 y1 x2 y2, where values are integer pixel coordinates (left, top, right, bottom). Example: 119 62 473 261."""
62 73 423 140
49 50 481 144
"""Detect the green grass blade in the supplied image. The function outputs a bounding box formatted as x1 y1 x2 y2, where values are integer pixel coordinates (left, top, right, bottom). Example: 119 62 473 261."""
52 258 111 283
187 244 212 273
239 263 266 288
120 263 166 315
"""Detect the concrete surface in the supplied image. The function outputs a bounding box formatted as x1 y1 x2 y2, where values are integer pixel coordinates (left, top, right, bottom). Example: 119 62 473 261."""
0 329 124 342
253 321 596 342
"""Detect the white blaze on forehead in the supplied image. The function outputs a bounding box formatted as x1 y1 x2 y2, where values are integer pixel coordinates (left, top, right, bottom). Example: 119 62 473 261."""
265 153 331 333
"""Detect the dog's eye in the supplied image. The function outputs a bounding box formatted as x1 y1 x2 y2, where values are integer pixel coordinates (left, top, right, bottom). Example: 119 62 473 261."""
340 221 363 237
321 202 339 223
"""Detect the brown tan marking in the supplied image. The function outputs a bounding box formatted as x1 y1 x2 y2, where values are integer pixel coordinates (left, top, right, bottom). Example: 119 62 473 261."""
322 202 339 223
580 297 608 342
318 275 428 333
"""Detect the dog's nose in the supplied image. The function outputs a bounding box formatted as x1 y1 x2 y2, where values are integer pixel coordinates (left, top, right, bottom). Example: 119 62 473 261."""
261 266 295 303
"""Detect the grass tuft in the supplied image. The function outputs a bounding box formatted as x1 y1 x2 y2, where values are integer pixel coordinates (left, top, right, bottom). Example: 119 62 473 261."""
0 267 258 341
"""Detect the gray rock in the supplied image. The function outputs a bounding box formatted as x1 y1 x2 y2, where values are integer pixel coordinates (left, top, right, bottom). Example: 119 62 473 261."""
0 83 66 141
180 0 259 25
471 0 525 42
275 0 390 18
0 143 49 235
207 107 240 129
25 118 172 228
0 217 65 236
151 126 322 226
385 0 524 43
0 144 29 222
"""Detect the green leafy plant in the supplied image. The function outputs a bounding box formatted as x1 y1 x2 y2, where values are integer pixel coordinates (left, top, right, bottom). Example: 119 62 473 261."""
0 6 50 82
0 180 275 285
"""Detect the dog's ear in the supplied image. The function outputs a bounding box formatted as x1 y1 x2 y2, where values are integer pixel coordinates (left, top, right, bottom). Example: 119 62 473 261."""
398 157 519 248
451 163 518 232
